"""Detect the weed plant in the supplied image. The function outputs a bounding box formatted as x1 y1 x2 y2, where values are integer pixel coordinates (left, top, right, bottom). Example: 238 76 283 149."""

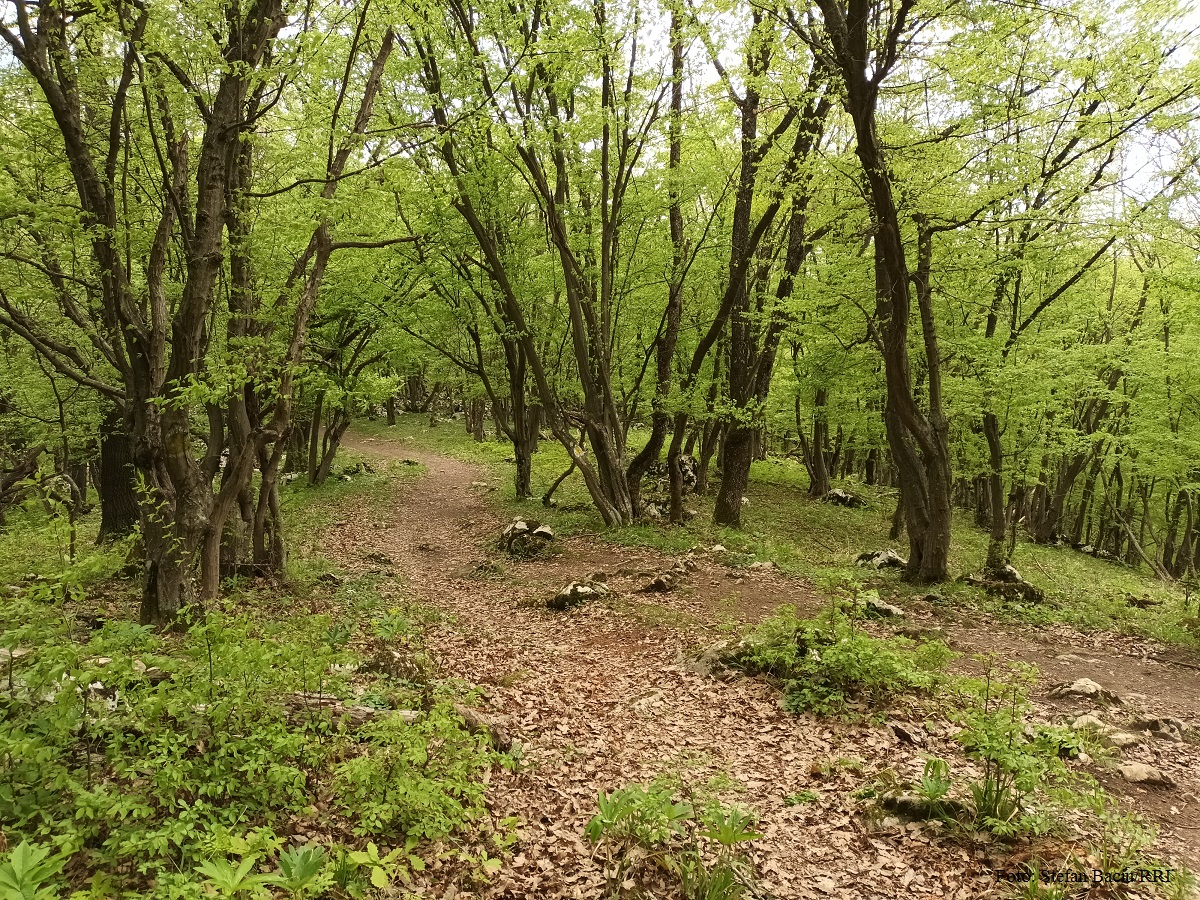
585 777 761 900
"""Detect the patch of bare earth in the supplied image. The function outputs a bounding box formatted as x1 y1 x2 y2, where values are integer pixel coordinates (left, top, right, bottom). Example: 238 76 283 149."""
325 431 1199 899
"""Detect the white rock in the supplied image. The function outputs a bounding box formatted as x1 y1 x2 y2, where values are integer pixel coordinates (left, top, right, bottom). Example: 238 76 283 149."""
1105 731 1143 749
1047 678 1121 705
1119 763 1173 786
865 597 905 618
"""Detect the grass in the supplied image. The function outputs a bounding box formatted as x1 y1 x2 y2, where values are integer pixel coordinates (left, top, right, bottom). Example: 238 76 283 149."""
280 447 424 588
355 413 1199 650
0 446 501 900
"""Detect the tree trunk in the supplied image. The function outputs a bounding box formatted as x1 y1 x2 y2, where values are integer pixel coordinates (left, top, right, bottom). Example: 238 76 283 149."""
97 409 139 542
982 411 1010 572
308 391 326 485
814 1 952 581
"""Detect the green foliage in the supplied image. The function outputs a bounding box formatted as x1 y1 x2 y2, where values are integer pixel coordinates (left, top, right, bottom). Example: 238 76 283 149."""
782 789 819 806
270 845 327 898
196 856 275 897
0 591 492 897
950 668 1077 837
585 779 760 899
0 841 65 900
731 604 954 716
333 707 492 838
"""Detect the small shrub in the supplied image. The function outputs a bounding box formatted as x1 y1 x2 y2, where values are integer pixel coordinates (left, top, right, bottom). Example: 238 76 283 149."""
333 704 493 838
730 605 954 716
585 778 761 900
953 671 1064 835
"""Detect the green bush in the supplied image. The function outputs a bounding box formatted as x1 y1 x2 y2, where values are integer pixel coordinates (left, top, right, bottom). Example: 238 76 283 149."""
334 704 492 838
952 670 1078 837
730 605 954 716
585 778 761 900
0 595 493 898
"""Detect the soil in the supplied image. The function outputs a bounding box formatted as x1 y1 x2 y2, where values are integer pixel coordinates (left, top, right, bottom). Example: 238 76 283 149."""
330 431 1200 899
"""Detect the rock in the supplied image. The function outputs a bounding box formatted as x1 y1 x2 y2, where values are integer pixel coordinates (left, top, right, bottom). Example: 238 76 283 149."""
640 572 678 593
822 488 866 508
547 580 609 611
1124 593 1161 609
500 518 553 557
1127 716 1186 743
681 646 729 679
855 549 907 570
1077 751 1093 765
1047 678 1122 706
889 722 922 745
641 557 697 592
0 647 31 663
1105 731 1143 749
1072 714 1110 732
864 597 905 618
895 625 945 642
1119 763 1174 786
747 560 778 572
880 792 969 821
964 569 1045 603
991 564 1022 583
709 544 727 554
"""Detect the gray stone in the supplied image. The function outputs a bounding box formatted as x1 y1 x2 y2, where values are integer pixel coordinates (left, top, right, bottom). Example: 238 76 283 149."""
1105 731 1143 749
1119 763 1174 786
1072 714 1109 732
823 488 866 509
547 580 610 611
1047 678 1121 706
864 597 905 618
856 549 907 570
1128 716 1186 743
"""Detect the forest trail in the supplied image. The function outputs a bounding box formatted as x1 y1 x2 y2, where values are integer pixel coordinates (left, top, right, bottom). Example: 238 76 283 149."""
328 431 1200 899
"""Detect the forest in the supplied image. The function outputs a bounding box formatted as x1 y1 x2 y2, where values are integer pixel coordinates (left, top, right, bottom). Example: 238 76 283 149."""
1 0 1200 895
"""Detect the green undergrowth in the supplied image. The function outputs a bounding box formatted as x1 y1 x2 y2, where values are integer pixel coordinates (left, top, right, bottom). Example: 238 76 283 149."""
355 415 1198 650
728 601 955 716
0 460 505 899
732 605 1191 892
585 775 762 900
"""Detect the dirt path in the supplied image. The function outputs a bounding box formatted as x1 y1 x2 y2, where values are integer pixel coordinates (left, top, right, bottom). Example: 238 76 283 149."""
326 432 1200 899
